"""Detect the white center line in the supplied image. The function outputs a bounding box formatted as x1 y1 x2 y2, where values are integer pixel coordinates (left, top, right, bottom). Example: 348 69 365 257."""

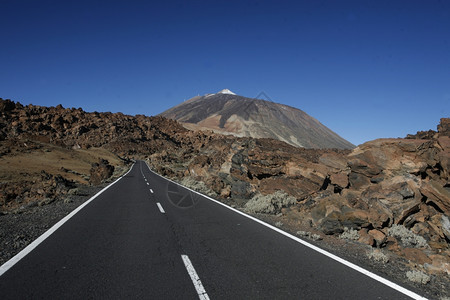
156 202 165 213
181 255 209 300
150 189 153 193
145 161 427 300
146 182 149 185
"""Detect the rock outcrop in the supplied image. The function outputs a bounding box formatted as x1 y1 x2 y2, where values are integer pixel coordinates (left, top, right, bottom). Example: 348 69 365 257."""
89 159 115 185
293 120 450 275
0 170 76 211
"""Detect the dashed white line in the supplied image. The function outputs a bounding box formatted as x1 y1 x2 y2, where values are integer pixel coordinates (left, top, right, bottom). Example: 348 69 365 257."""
150 189 153 193
156 202 165 213
181 255 209 300
145 162 426 300
146 182 149 185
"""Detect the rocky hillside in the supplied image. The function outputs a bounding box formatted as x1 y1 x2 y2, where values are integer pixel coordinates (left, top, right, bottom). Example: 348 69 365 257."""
159 89 355 149
0 98 186 211
1 97 449 295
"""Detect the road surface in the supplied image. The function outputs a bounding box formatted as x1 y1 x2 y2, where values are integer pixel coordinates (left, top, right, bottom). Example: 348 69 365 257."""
0 161 425 299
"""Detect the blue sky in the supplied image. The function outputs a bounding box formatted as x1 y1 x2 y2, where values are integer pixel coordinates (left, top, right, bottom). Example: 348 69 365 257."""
1 0 449 146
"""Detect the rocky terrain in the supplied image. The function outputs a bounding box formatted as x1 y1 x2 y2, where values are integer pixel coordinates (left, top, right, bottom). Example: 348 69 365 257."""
150 118 450 298
1 97 449 298
160 89 355 149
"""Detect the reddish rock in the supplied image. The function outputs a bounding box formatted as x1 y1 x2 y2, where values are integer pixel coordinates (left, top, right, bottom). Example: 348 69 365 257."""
330 172 348 189
368 229 386 247
400 248 432 265
438 118 450 137
89 159 115 185
319 153 348 170
420 180 450 215
358 229 375 247
384 236 400 252
424 254 450 275
340 209 370 229
348 172 371 189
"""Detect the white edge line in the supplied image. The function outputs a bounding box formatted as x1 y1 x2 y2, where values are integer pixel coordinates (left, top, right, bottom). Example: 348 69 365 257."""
156 202 165 213
0 163 135 277
181 255 210 300
145 162 426 300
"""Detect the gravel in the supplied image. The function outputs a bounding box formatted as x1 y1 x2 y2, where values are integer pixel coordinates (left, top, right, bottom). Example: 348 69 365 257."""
0 183 107 266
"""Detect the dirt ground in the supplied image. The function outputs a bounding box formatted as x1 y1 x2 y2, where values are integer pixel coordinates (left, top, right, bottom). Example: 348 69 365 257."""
0 140 125 185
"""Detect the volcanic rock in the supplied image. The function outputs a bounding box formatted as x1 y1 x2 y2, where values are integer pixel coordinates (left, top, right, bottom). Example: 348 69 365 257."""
160 91 355 149
89 159 115 185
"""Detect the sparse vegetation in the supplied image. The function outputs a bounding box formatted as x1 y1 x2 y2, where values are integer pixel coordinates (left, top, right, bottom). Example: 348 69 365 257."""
406 270 430 284
366 249 389 264
244 190 296 214
388 225 429 249
179 177 216 197
339 227 360 241
296 231 322 241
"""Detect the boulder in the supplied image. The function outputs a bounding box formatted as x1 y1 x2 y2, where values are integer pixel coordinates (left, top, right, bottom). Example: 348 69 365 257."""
424 254 450 275
330 172 349 189
320 215 343 235
400 248 432 265
368 229 386 247
319 152 348 170
89 159 115 185
420 180 450 215
339 209 371 229
438 118 450 137
358 229 376 246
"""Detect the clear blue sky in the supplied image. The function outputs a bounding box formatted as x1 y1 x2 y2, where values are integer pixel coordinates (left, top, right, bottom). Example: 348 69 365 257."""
1 0 449 146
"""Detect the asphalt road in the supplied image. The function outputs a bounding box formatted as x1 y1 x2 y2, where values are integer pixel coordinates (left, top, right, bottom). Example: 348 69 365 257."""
0 161 425 299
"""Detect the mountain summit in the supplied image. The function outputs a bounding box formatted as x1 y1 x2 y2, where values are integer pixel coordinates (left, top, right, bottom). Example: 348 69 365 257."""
160 91 355 149
217 89 236 95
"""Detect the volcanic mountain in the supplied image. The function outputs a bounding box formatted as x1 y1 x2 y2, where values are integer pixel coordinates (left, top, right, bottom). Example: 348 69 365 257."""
160 89 355 149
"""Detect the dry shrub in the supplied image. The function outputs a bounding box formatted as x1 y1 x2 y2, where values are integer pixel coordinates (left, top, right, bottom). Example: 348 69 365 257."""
406 270 430 284
244 190 296 214
388 225 428 249
339 227 360 241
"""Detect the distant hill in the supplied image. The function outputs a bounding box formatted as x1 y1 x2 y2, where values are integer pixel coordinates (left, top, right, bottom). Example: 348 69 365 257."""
160 89 355 149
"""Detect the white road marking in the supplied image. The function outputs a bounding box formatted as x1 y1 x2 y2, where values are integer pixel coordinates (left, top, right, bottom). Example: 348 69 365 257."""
145 162 426 300
0 163 135 277
156 202 165 213
146 182 149 185
150 189 154 193
181 255 210 300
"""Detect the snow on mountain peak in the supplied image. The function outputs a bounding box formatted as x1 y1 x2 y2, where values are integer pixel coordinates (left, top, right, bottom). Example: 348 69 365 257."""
217 89 236 95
